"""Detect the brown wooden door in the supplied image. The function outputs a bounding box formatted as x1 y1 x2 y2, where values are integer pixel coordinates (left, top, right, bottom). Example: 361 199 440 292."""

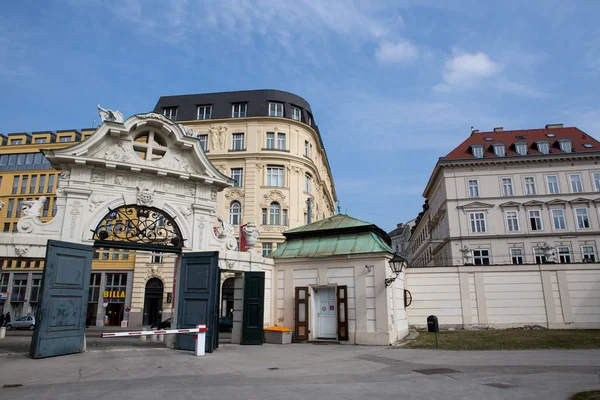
337 285 349 341
294 287 309 341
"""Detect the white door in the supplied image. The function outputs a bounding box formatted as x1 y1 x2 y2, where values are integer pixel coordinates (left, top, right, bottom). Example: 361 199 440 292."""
317 286 337 339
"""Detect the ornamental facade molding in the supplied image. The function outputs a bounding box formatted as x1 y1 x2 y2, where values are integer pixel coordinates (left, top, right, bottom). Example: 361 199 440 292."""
260 190 288 208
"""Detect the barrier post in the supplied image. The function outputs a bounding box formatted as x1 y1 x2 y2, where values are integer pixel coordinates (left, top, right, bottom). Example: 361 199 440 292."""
195 324 207 357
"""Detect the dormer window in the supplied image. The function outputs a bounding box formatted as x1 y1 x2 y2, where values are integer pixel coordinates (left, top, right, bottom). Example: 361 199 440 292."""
559 139 572 153
515 142 528 156
546 133 556 138
471 144 484 158
536 140 550 154
583 143 594 148
493 143 506 157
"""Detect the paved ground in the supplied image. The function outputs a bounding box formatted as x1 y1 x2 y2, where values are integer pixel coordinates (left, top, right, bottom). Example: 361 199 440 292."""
0 334 599 400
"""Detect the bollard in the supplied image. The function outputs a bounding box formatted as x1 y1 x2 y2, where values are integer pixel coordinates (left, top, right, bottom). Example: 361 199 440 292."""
0 327 5 339
194 324 207 357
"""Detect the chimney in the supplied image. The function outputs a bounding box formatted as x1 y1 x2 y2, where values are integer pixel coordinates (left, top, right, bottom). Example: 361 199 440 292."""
307 198 312 224
493 127 503 132
545 123 563 129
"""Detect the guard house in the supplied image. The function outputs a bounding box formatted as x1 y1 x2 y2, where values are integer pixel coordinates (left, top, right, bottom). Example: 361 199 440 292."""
270 214 409 345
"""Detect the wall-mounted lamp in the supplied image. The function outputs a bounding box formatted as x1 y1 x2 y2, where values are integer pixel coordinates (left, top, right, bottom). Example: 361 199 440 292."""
365 265 373 273
385 253 408 287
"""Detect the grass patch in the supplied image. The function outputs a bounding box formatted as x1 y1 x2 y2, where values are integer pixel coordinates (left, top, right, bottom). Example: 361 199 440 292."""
570 391 600 400
405 329 600 350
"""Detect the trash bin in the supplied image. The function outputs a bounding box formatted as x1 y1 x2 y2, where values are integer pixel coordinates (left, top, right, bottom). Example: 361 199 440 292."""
427 315 439 333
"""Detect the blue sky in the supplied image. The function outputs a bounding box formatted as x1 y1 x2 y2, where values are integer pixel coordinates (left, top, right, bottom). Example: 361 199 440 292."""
2 1 600 232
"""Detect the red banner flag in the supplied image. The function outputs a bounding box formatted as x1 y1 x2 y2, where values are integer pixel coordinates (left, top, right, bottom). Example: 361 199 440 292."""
239 224 247 251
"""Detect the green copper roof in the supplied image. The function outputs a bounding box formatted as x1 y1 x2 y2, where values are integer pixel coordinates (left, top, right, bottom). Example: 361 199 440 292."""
270 214 394 259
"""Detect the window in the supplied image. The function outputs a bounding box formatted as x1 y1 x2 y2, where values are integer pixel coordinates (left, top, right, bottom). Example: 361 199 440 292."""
38 175 46 193
570 174 583 193
6 199 14 218
47 174 55 193
524 177 536 195
305 174 311 193
534 248 547 264
269 102 284 117
162 107 177 120
501 178 514 196
11 275 27 302
11 139 23 145
34 137 47 144
198 135 208 151
552 209 566 230
471 145 484 158
576 208 591 228
29 175 37 194
232 103 247 118
112 251 119 260
262 243 273 257
102 252 109 260
304 141 312 158
493 144 506 157
151 253 163 264
232 133 245 151
307 114 313 126
42 198 50 217
473 249 490 265
0 274 8 293
266 166 284 187
559 139 572 153
291 107 301 121
262 208 267 225
536 141 550 154
89 273 101 303
582 245 597 262
467 179 480 198
3 223 10 232
104 273 127 303
583 143 594 148
558 246 572 264
15 199 23 218
59 136 72 142
506 211 519 232
229 201 242 225
21 175 28 194
594 173 600 192
266 132 275 149
277 133 286 150
197 105 212 120
469 212 486 233
511 248 524 265
269 202 281 225
515 142 528 155
12 175 19 194
529 210 543 231
29 275 42 303
231 168 243 187
547 175 560 194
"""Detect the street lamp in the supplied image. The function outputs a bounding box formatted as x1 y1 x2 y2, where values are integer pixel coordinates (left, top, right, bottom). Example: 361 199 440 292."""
385 253 408 287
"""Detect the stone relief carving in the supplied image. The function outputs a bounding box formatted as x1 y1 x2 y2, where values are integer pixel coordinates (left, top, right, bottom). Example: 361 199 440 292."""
145 264 162 279
256 163 264 170
185 184 196 196
172 151 192 173
214 216 237 250
136 112 173 124
260 190 287 208
180 125 198 137
460 246 474 265
136 187 155 206
179 205 193 221
89 194 109 212
97 104 124 123
138 177 155 190
0 200 4 210
197 217 206 248
114 175 125 186
91 171 106 183
163 181 175 193
21 197 47 217
224 188 245 201
56 186 65 197
59 167 71 180
242 222 259 253
104 140 134 163
14 245 29 257
262 226 286 232
210 189 218 201
209 126 227 150
540 242 558 263
70 201 83 239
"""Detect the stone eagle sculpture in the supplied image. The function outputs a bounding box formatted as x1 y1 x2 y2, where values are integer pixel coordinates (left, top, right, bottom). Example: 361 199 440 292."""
21 196 47 217
97 104 124 123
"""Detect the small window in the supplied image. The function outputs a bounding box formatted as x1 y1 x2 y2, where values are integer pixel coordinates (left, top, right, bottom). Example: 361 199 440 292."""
305 174 311 193
505 211 519 232
198 135 208 151
59 136 72 142
11 139 23 145
547 175 560 194
558 246 571 264
230 168 243 187
262 243 273 257
552 209 566 230
545 133 556 138
583 143 594 148
493 144 506 157
269 202 281 225
468 179 480 198
534 248 547 264
559 139 572 153
515 142 528 155
511 248 524 265
469 212 486 233
277 133 286 150
570 174 583 193
269 102 284 117
484 137 493 141
291 107 301 121
576 208 591 228
266 166 284 187
516 135 526 140
163 107 177 120
471 145 484 158
536 141 550 154
266 132 275 149
232 133 245 151
582 245 597 262
232 103 247 118
501 178 514 196
229 201 242 225
529 210 543 231
34 138 47 144
151 253 163 264
524 176 537 195
473 249 490 265
197 105 212 120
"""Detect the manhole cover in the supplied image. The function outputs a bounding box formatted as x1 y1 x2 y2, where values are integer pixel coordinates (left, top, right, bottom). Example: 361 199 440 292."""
267 367 279 370
485 383 517 389
2 384 23 389
413 368 461 375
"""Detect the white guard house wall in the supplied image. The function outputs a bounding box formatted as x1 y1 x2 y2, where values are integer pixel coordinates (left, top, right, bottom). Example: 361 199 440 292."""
406 264 600 330
274 255 407 345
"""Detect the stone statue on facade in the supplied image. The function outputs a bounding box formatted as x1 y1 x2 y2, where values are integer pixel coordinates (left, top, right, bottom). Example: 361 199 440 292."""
0 200 4 211
214 216 237 250
97 104 124 123
540 243 557 263
242 222 259 253
460 245 474 265
21 196 47 217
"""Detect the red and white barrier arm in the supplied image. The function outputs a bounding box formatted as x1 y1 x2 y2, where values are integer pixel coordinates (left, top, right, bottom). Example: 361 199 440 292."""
101 325 207 338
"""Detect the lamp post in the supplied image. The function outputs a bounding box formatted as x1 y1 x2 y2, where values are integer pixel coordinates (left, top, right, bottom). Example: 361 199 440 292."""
385 253 408 287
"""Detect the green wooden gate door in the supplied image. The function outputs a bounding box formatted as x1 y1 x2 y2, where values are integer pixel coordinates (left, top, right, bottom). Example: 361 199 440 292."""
30 240 93 359
242 271 265 345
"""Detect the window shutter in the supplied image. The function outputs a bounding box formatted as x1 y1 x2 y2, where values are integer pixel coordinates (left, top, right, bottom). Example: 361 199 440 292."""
336 285 349 341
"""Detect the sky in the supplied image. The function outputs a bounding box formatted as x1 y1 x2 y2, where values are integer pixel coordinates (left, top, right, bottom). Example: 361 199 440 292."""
2 1 600 232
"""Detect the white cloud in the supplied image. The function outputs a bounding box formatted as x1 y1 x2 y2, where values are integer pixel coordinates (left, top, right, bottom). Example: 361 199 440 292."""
375 40 418 64
441 51 499 86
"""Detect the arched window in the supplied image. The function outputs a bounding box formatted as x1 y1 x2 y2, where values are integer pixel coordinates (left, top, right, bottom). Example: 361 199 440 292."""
229 201 241 225
269 202 281 225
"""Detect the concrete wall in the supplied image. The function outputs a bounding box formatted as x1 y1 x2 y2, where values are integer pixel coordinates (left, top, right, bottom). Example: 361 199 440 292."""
406 263 600 329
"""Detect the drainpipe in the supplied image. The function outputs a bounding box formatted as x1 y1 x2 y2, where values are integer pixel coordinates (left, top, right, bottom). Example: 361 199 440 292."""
307 198 312 224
